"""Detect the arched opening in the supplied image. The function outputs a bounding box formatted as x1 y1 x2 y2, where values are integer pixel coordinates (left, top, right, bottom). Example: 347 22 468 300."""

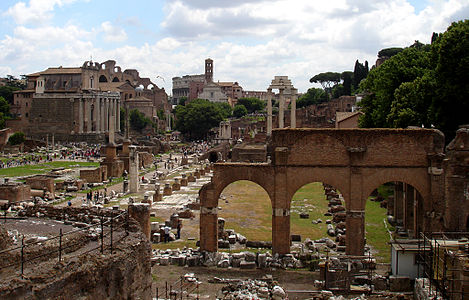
217 180 272 250
466 215 469 231
208 151 218 163
365 181 424 263
112 77 120 82
291 182 346 252
99 75 108 83
148 84 154 89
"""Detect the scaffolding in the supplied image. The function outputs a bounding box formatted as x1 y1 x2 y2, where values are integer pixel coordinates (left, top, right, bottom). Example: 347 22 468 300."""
417 232 469 300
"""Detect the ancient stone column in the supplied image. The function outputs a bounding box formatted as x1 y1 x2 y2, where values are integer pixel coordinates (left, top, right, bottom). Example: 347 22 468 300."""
129 146 139 193
86 99 92 133
95 98 101 133
105 98 109 132
78 98 84 133
267 88 273 136
100 99 105 133
272 208 291 255
278 88 285 129
290 88 297 129
116 99 120 132
200 206 218 252
93 98 99 133
128 203 151 240
394 182 404 224
404 184 415 234
345 210 365 255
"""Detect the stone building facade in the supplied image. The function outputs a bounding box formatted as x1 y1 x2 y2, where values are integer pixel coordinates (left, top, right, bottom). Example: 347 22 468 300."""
10 60 169 142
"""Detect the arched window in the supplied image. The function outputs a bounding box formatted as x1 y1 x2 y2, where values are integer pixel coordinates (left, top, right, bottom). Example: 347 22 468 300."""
99 75 108 83
112 77 120 82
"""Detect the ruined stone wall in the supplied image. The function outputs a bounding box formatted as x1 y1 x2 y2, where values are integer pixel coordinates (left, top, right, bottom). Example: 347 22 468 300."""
27 96 75 136
0 183 31 203
138 151 154 168
444 128 469 231
25 176 55 194
80 166 107 183
0 231 152 300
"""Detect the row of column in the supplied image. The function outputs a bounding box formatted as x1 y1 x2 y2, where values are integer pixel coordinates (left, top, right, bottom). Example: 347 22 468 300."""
77 97 120 134
389 182 423 238
266 88 298 136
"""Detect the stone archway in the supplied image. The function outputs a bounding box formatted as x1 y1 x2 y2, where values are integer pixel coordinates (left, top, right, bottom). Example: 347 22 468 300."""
199 128 445 255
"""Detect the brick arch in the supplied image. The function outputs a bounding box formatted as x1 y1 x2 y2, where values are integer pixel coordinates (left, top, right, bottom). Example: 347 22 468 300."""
361 168 430 206
200 129 445 255
200 164 274 208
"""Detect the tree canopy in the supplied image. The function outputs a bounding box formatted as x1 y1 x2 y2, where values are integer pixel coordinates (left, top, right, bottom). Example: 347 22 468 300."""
359 20 469 142
233 104 248 118
174 99 229 140
237 97 265 113
309 72 341 91
8 131 25 145
378 47 404 58
296 88 328 108
129 109 151 132
0 96 10 129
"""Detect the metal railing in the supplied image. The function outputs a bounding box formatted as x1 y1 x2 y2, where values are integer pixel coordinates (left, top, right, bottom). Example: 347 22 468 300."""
0 210 129 278
417 232 469 300
155 276 200 300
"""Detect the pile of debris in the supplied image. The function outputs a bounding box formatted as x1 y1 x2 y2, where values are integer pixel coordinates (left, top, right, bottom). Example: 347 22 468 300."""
323 184 347 251
216 278 286 300
152 248 313 269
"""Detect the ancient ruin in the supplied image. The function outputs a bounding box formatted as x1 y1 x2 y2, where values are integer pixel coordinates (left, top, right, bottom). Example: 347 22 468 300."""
199 128 468 256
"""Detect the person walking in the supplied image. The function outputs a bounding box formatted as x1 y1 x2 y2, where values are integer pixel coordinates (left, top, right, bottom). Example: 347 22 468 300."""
177 221 182 239
164 225 170 243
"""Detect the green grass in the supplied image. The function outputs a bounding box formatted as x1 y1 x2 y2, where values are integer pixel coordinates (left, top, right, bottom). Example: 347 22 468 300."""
151 216 164 223
219 181 392 262
152 240 197 250
0 161 99 177
365 197 393 263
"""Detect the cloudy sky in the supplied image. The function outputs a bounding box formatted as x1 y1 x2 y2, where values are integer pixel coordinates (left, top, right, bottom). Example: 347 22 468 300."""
0 0 468 93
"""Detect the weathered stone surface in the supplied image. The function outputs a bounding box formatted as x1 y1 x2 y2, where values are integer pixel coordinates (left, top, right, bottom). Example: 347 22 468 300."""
389 275 412 292
239 261 256 269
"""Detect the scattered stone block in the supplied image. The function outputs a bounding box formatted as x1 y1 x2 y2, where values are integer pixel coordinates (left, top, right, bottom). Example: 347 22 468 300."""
240 261 256 269
291 234 301 242
389 275 412 292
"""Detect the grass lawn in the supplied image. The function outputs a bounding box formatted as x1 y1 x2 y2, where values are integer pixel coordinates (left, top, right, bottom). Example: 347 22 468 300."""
0 161 99 177
219 180 392 262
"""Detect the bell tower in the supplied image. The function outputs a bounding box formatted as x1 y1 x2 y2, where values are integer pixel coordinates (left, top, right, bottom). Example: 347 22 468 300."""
205 58 213 83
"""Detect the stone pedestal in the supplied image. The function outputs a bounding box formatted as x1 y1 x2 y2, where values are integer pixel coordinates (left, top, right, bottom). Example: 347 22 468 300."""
180 174 188 186
163 183 172 196
345 210 365 255
142 192 152 205
153 184 162 202
272 208 290 255
172 178 181 191
128 203 151 240
188 173 196 182
129 146 139 193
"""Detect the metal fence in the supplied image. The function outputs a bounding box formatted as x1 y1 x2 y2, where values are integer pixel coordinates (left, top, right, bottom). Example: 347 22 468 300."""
0 209 129 278
417 232 469 300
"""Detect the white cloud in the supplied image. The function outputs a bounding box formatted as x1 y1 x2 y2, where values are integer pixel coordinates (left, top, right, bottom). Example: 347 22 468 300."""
0 0 468 94
101 21 128 43
4 0 79 25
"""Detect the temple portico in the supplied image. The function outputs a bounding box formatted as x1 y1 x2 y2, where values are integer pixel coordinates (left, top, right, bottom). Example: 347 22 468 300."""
266 76 298 136
75 92 120 135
